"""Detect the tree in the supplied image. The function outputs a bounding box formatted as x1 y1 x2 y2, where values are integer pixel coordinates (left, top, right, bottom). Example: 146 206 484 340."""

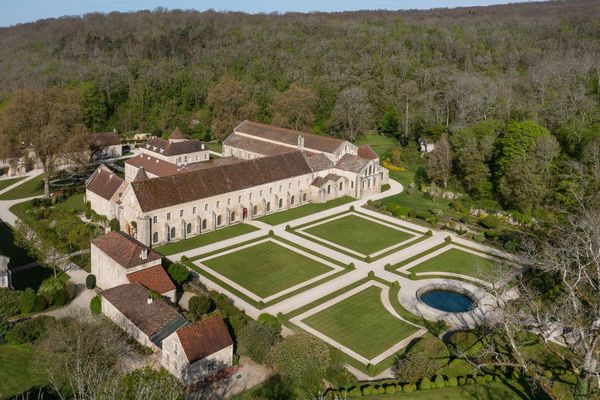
206 77 258 141
394 352 436 384
0 87 87 197
329 87 372 142
81 81 108 131
271 84 319 131
188 295 213 319
267 333 332 387
119 367 183 400
377 107 400 137
495 120 550 179
427 133 453 188
237 320 280 364
14 220 70 278
167 262 189 285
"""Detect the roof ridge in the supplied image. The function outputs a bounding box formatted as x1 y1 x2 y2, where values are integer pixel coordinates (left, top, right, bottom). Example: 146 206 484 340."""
240 120 345 143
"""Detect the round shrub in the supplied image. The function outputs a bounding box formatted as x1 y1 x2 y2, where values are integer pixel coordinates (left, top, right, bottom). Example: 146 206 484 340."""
365 255 372 263
258 313 281 334
38 277 66 305
367 271 375 278
458 376 466 385
19 288 36 314
425 229 433 236
467 377 475 385
392 280 400 288
349 205 355 211
445 236 452 242
285 225 291 231
480 215 500 229
386 202 399 213
476 375 486 385
167 262 189 285
435 375 445 388
361 386 371 396
484 229 498 240
473 233 485 243
90 295 101 314
180 255 189 262
403 383 415 393
348 263 355 269
33 295 47 313
377 386 385 395
189 295 213 318
419 377 431 390
446 375 458 387
485 374 493 382
349 388 361 397
268 229 274 236
408 209 418 218
52 288 68 306
385 385 396 394
86 274 96 289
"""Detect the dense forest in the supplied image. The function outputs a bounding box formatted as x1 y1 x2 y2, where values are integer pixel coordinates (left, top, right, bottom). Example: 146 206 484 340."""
0 0 599 216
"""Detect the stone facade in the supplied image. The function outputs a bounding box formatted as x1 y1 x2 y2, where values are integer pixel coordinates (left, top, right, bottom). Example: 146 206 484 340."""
101 294 158 350
0 254 11 289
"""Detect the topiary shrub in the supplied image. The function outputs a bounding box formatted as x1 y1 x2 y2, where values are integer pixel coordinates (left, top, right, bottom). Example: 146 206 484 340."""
180 255 189 262
367 271 375 278
349 205 355 211
426 230 433 236
392 280 400 288
258 313 281 334
435 375 445 388
348 263 355 269
409 272 417 280
90 295 101 314
268 229 274 236
365 255 372 263
86 274 96 289
447 375 458 387
377 386 385 395
419 377 431 390
19 288 36 314
445 236 452 242
408 209 418 218
285 225 291 231
361 386 371 396
385 385 396 394
467 377 476 385
458 376 466 385
476 375 486 385
403 383 415 393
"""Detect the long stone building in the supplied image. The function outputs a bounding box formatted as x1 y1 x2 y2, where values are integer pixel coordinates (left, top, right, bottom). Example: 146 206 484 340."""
86 121 387 247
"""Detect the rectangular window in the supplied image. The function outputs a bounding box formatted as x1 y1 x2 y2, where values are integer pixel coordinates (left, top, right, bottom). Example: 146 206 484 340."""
204 204 208 211
259 190 263 197
167 213 171 221
288 183 291 189
179 210 183 217
217 201 220 208
192 207 196 214
279 185 282 192
153 216 157 224
249 193 253 200
227 198 231 206
238 195 241 203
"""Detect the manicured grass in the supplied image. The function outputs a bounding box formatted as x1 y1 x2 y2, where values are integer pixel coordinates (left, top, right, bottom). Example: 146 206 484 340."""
0 175 44 200
205 142 223 153
11 266 70 291
302 285 419 360
377 168 451 212
408 248 498 279
0 220 36 268
303 214 414 255
0 344 49 399
259 196 354 225
356 134 400 157
201 240 333 298
53 192 86 213
155 223 260 256
0 176 26 191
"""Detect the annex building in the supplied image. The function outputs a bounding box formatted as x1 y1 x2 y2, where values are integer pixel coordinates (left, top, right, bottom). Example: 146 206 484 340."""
86 121 387 247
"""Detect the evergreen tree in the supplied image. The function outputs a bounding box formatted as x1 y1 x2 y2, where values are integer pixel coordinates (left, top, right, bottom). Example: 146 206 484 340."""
377 107 400 137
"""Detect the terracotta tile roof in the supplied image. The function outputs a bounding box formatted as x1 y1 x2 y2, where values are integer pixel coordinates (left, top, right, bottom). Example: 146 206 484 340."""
142 137 205 157
235 120 346 153
304 153 333 171
358 144 379 160
126 154 181 177
86 165 125 200
92 231 161 269
223 132 298 156
127 265 175 294
102 282 182 337
89 132 121 147
176 314 233 363
335 153 369 173
311 174 343 187
169 127 185 140
133 166 149 182
185 156 245 171
132 151 313 212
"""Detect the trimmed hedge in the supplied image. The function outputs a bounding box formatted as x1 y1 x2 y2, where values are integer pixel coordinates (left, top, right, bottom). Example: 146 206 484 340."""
90 295 101 314
86 274 96 289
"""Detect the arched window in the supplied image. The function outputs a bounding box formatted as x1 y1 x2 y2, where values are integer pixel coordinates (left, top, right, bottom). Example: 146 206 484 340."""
216 215 222 225
253 205 258 215
291 195 295 205
153 232 159 243
170 227 176 240
327 185 331 194
266 202 271 212
339 182 343 190
278 198 283 208
186 223 192 234
202 219 207 230
231 211 236 222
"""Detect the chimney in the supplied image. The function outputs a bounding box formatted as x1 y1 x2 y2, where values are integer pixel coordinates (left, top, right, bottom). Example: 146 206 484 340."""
141 248 148 260
147 294 153 305
201 143 205 150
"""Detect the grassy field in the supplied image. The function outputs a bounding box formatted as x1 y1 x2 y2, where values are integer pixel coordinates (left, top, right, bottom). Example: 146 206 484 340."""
53 192 86 213
379 167 451 212
259 196 354 225
155 223 260 256
205 142 223 153
0 175 44 200
0 220 36 268
302 285 419 360
12 266 70 291
0 176 26 192
303 214 414 255
356 134 400 157
201 240 333 298
407 248 498 279
0 344 50 398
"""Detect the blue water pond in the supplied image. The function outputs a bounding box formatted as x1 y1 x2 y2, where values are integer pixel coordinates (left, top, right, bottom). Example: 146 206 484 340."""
419 289 474 313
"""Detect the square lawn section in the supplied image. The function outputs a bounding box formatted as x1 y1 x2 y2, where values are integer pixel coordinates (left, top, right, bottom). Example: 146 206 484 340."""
408 247 498 279
302 285 419 360
304 214 414 255
201 240 333 299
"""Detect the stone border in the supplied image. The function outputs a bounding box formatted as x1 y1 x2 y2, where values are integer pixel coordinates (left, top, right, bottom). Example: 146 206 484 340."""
416 282 479 314
295 212 421 259
194 237 345 303
289 281 427 365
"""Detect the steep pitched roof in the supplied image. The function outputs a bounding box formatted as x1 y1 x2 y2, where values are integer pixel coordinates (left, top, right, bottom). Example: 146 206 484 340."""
142 137 205 157
304 153 334 171
131 151 313 212
127 265 175 294
335 153 370 173
133 166 149 182
91 231 161 269
311 174 343 187
235 120 346 153
223 132 298 156
86 165 125 200
169 127 185 140
102 282 183 337
176 314 233 363
126 154 181 177
357 144 379 160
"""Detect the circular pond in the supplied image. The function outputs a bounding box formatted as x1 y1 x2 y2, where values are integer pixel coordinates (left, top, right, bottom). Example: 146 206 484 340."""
419 289 475 313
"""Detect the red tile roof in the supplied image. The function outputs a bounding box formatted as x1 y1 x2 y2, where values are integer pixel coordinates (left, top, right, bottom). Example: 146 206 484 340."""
142 137 205 157
126 154 181 177
86 165 125 200
92 231 161 269
235 120 346 153
176 314 233 363
127 265 175 294
358 144 379 160
223 132 298 156
169 127 185 140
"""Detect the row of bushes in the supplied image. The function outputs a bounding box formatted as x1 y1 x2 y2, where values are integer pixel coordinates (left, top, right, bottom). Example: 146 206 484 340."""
19 277 72 314
333 372 501 397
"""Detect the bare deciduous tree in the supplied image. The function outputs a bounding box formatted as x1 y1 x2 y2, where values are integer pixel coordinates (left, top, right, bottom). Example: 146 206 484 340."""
427 133 452 188
329 87 372 142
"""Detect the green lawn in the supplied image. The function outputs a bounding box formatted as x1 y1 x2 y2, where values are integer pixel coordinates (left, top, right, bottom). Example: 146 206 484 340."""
302 286 419 360
205 142 223 153
0 176 26 192
0 220 36 268
0 344 50 398
303 214 414 255
408 248 498 279
11 265 70 291
53 192 86 213
0 175 44 200
356 134 400 157
259 196 354 225
378 168 451 212
155 223 260 256
201 240 333 298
